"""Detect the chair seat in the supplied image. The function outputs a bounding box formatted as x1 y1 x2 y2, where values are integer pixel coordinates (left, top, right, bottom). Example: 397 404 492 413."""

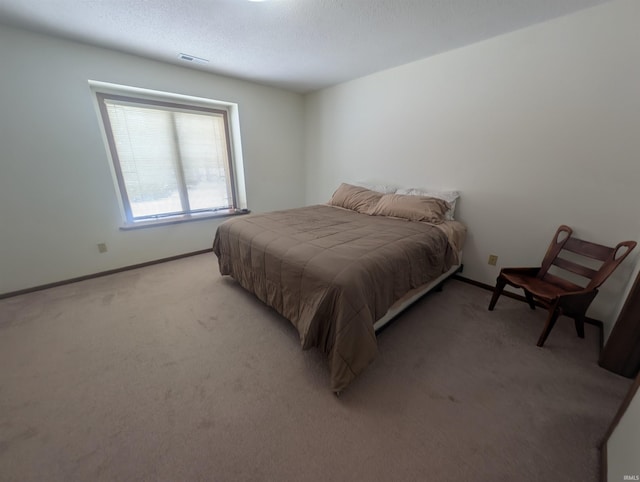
501 271 582 302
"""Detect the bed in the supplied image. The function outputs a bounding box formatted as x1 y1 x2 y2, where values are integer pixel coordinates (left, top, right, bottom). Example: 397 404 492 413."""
213 184 466 392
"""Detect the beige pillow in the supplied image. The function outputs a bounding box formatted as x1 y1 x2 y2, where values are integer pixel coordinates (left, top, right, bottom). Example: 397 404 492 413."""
368 193 450 223
328 183 384 214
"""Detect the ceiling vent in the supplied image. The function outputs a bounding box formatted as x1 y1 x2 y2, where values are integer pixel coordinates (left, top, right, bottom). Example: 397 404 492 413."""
178 53 209 64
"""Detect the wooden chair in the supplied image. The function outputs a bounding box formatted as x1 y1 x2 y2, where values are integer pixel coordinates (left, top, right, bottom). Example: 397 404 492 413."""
488 225 636 347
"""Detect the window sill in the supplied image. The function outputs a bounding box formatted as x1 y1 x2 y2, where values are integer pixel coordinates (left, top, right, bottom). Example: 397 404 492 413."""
119 209 250 230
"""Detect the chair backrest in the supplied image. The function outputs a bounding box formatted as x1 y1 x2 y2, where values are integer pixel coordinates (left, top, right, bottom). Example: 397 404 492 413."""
537 225 637 292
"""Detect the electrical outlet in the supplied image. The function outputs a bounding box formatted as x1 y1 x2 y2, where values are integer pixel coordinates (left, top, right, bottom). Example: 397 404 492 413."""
488 254 498 266
97 243 108 254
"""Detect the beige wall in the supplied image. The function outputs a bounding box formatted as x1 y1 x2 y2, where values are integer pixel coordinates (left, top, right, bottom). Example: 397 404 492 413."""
607 380 640 481
304 0 640 336
0 25 305 294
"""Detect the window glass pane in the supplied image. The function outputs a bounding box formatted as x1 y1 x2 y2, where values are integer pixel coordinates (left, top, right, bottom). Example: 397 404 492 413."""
174 111 233 210
98 91 239 224
105 103 183 218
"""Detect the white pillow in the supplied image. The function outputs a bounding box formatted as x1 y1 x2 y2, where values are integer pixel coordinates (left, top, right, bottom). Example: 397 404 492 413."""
395 188 459 220
351 180 397 194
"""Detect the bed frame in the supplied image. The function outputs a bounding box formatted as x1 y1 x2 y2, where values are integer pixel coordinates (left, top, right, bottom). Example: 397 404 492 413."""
373 253 463 332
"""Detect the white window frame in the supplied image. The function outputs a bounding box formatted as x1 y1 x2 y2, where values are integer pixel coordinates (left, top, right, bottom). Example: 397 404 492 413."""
89 81 247 228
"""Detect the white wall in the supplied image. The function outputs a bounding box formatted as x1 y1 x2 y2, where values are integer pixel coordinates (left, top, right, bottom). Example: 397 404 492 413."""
607 381 640 481
304 0 640 334
0 25 305 295
3 1 640 335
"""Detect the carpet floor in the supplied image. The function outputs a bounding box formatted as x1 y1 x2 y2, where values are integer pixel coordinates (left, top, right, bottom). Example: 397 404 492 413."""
0 253 630 481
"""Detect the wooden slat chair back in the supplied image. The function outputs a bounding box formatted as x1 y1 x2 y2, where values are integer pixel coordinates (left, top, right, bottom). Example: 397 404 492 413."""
488 225 636 347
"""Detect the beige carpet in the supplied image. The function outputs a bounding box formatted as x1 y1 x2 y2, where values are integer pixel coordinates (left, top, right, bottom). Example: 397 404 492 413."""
0 253 630 481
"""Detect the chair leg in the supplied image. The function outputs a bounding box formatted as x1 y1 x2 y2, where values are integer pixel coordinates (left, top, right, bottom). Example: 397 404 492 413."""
537 307 561 347
574 316 585 339
488 276 506 311
524 290 536 310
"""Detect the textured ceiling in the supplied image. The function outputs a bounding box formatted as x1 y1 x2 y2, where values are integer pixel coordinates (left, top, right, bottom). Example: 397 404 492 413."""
0 0 611 93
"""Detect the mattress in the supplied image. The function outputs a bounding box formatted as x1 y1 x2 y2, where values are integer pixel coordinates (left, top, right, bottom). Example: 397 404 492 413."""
213 204 466 392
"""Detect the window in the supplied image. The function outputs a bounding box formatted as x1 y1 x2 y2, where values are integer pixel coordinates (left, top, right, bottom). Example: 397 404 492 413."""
95 90 242 226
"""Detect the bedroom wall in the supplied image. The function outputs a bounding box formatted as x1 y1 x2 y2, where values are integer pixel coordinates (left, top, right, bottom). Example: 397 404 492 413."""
0 25 305 295
607 379 640 481
303 0 640 337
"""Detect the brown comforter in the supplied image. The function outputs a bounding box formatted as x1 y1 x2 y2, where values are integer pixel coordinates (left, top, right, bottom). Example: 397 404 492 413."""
213 204 462 392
